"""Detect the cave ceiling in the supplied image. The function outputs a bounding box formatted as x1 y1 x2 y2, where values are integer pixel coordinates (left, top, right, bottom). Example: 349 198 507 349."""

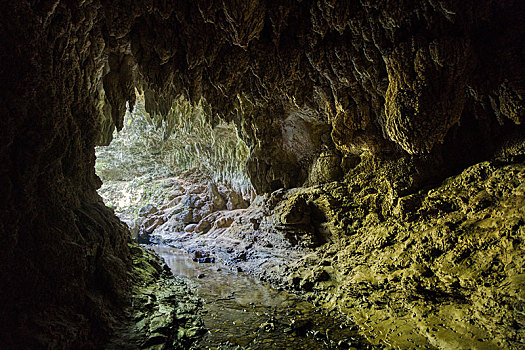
93 0 525 192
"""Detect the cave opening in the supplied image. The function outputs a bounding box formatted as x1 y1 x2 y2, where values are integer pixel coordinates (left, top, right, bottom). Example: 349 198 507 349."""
93 94 376 349
95 93 254 245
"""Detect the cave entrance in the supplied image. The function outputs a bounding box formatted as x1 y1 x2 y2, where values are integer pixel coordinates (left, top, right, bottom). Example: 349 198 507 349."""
95 93 253 244
93 95 375 349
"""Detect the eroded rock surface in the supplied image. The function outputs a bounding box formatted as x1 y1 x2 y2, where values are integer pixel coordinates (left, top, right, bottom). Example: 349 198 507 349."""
128 160 525 349
109 244 204 349
117 0 525 195
2 0 525 348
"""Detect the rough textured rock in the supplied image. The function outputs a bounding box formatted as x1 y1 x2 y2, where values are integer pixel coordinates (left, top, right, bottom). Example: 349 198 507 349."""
58 0 525 196
109 244 204 349
2 0 525 348
209 182 227 211
119 0 525 194
96 95 254 195
150 160 525 349
0 2 132 347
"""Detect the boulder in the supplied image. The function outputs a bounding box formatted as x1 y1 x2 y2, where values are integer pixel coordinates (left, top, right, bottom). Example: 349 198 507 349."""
184 224 197 232
139 204 158 217
163 196 183 209
143 217 165 233
226 190 249 210
188 185 206 194
181 194 203 209
280 196 311 225
208 182 226 210
194 220 211 234
175 209 195 224
214 216 235 229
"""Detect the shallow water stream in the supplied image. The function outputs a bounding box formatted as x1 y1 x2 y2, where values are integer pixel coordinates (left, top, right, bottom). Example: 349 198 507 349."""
149 246 375 350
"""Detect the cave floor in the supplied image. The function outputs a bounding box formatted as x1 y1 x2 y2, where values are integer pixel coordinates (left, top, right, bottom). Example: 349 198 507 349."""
100 160 525 349
148 245 375 349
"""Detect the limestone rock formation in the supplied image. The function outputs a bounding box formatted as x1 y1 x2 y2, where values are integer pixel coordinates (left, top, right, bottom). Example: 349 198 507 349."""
148 160 525 349
1 0 525 349
95 95 253 196
109 244 204 349
119 0 525 194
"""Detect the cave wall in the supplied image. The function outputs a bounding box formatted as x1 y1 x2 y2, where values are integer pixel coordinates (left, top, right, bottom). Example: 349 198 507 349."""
1 0 524 348
0 1 131 347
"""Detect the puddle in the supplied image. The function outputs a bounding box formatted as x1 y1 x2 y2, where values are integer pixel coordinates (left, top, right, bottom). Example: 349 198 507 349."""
148 245 376 349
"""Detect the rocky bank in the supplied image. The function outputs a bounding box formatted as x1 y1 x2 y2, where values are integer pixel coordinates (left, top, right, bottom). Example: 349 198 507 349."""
102 158 524 349
1 0 525 349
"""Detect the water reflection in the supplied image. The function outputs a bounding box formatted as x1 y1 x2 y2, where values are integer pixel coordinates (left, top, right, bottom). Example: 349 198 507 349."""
148 246 374 349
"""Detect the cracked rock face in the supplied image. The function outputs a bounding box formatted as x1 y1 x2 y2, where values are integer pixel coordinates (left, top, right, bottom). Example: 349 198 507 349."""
1 0 525 348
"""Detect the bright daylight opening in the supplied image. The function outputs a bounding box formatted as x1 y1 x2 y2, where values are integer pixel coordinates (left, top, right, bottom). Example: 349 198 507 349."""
95 92 253 244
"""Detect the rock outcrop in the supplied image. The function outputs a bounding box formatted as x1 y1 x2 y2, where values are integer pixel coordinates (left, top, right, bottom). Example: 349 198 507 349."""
1 0 525 348
143 160 525 349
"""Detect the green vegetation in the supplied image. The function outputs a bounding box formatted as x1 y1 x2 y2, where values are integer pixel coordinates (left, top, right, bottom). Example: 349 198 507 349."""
95 93 253 195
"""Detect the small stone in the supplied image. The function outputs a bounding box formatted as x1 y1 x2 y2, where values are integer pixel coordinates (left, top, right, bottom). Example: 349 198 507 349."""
184 223 197 232
192 251 209 260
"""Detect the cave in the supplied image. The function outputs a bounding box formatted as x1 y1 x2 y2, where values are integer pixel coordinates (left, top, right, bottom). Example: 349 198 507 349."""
1 1 525 349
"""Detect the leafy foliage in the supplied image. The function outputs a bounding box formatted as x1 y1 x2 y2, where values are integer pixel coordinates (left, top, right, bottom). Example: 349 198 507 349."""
96 94 253 195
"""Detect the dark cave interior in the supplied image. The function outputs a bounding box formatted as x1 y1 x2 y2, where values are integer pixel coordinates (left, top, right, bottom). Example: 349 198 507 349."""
1 1 524 349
